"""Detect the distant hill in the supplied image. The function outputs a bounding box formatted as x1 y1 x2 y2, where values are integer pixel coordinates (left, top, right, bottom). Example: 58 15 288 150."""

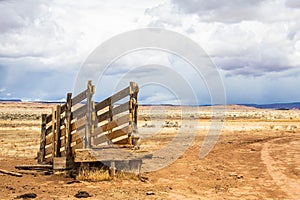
0 99 22 102
141 102 300 110
240 102 300 110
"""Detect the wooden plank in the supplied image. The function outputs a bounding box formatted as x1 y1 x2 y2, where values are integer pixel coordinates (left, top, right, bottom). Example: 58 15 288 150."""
97 101 129 123
45 145 53 156
73 104 87 119
46 114 52 124
72 89 87 106
71 132 82 143
53 157 67 170
74 148 152 162
71 142 83 154
93 114 129 136
95 98 110 112
75 117 86 130
71 139 83 152
114 137 130 145
60 117 85 136
94 86 130 112
15 165 53 170
45 133 54 145
93 126 132 145
112 101 130 115
71 137 83 146
45 125 52 136
55 105 61 157
76 111 87 121
74 126 86 138
0 169 22 177
38 114 47 164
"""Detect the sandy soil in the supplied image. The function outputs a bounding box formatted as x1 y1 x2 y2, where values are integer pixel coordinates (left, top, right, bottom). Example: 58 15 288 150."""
0 102 299 199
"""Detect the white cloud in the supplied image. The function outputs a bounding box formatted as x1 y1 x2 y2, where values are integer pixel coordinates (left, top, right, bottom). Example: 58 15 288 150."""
145 3 183 27
172 0 300 23
150 0 300 77
285 0 300 8
0 0 299 104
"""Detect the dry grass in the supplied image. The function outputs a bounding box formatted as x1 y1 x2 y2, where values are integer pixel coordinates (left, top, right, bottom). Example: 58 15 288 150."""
114 171 139 180
77 169 138 181
77 169 110 181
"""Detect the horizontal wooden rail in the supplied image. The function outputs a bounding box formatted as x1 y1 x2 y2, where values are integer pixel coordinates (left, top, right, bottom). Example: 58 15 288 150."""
45 145 53 156
45 126 52 136
73 104 87 119
97 101 129 123
46 114 53 124
93 114 129 136
72 89 87 106
95 86 130 112
46 134 54 146
93 126 132 146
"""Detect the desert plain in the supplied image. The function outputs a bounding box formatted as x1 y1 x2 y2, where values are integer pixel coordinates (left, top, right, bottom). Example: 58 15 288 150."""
0 102 299 199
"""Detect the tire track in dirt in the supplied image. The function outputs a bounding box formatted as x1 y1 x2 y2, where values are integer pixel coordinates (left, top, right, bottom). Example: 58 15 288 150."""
261 137 300 200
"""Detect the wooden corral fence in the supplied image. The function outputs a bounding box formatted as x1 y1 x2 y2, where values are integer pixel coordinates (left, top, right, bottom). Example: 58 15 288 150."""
37 81 140 169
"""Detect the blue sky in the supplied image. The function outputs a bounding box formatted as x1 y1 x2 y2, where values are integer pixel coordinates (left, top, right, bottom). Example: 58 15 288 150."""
0 0 300 104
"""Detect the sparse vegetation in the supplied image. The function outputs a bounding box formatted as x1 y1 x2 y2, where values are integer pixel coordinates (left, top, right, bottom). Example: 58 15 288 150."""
77 169 138 181
77 169 110 181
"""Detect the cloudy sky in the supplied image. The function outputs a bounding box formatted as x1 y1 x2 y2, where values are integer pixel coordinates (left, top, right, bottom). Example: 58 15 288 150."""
0 0 299 104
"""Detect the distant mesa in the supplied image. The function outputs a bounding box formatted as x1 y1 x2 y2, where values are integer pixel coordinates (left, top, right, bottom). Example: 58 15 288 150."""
0 99 22 102
139 103 300 110
240 102 300 110
0 99 65 104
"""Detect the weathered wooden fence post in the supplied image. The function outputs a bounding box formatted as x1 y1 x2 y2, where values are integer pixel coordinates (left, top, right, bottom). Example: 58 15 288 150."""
55 105 61 157
91 101 96 146
65 93 72 159
133 84 138 130
85 80 95 148
38 114 47 163
51 107 56 159
129 82 139 146
110 161 116 177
